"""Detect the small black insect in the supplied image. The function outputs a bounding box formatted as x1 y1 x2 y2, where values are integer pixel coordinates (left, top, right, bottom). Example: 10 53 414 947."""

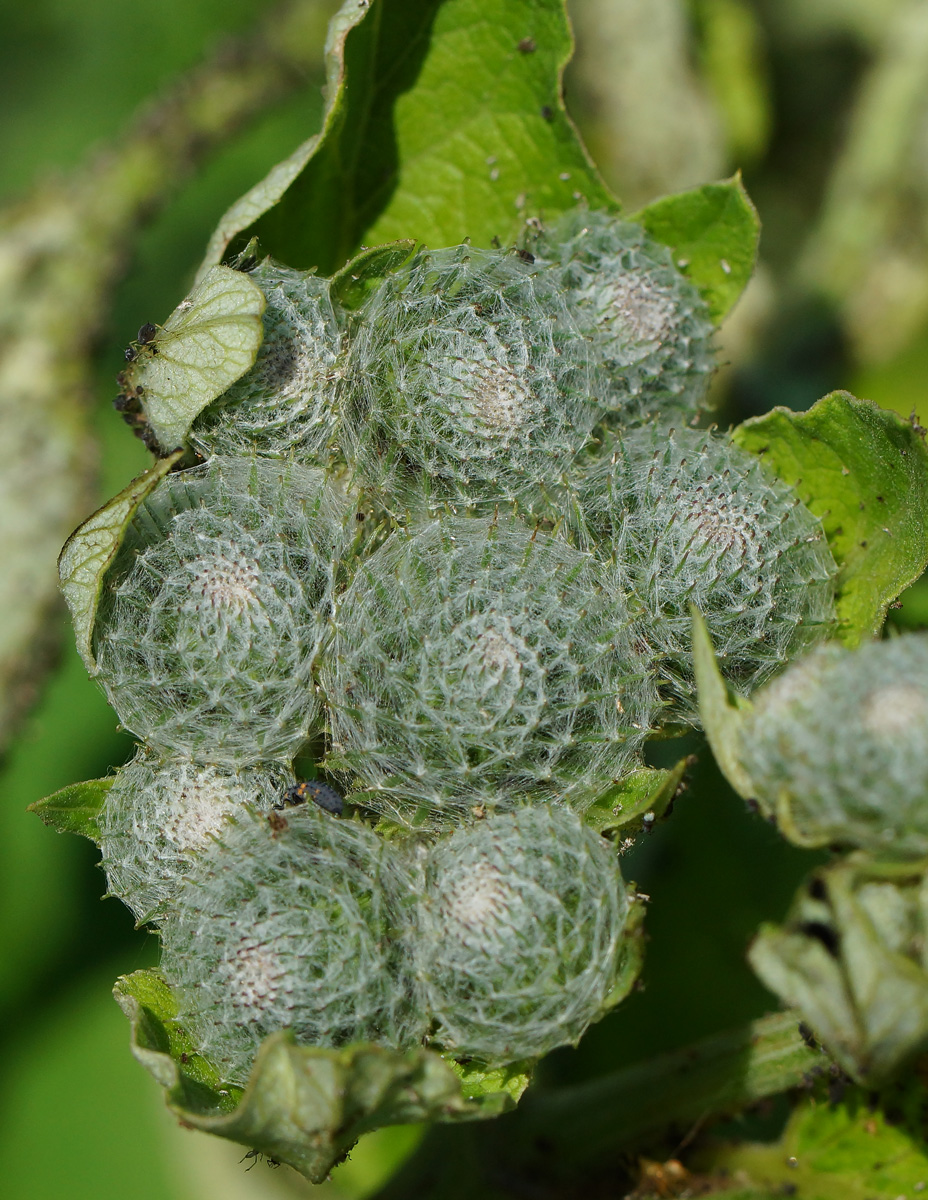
137 322 158 345
518 37 536 53
798 1021 817 1050
514 248 535 264
275 779 344 817
124 346 138 363
540 104 554 122
241 1150 281 1171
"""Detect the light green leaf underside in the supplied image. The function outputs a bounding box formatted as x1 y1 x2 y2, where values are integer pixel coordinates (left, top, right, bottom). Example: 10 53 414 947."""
126 266 265 452
583 760 689 837
732 391 928 646
691 607 755 801
212 0 612 276
58 451 183 675
115 968 525 1184
28 778 112 843
630 173 759 324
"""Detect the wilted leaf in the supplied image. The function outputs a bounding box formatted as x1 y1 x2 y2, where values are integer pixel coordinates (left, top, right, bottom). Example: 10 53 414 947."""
123 267 265 452
115 968 526 1184
58 451 183 675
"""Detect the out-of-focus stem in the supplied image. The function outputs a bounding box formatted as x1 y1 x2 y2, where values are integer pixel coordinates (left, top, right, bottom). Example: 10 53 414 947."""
373 1011 820 1199
0 0 337 749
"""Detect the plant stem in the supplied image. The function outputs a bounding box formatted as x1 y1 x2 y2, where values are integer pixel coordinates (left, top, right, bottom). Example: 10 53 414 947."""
373 1011 820 1199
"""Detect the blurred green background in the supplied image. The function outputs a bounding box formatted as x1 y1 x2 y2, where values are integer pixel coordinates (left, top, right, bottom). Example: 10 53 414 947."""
3 2 928 1197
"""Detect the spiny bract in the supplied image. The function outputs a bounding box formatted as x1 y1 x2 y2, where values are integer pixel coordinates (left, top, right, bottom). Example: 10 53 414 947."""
416 806 632 1065
159 805 424 1087
99 752 292 923
321 516 657 828
342 244 599 516
581 426 837 720
94 456 350 765
534 208 716 429
739 634 928 857
190 260 342 462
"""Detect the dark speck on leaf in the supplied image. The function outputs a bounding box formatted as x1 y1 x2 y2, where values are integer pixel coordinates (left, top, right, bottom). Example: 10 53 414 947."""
518 37 536 53
797 920 840 958
515 248 535 264
540 104 553 121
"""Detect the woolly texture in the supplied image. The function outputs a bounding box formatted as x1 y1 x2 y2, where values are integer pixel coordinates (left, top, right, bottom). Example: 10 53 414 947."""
322 516 657 827
741 635 928 857
418 807 630 1064
191 261 342 462
160 805 424 1086
99 752 291 922
536 208 716 428
94 456 350 764
582 426 837 719
342 245 598 515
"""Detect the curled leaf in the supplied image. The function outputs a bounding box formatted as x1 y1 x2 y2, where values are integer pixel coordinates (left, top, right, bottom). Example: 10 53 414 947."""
691 607 755 801
58 451 183 675
123 267 265 452
583 760 689 837
115 968 527 1184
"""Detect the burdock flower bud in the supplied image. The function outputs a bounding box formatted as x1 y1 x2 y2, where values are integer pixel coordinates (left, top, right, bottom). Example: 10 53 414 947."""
342 244 599 516
190 260 342 463
740 634 928 856
582 426 837 720
159 805 424 1087
94 456 350 765
99 751 291 923
417 807 635 1065
535 208 716 428
321 516 657 828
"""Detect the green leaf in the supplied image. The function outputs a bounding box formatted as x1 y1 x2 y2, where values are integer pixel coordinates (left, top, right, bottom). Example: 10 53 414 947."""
583 759 689 837
27 778 112 843
205 0 612 277
57 451 184 675
732 391 928 645
629 173 759 324
446 1058 532 1114
691 607 756 801
708 1071 928 1199
115 968 524 1184
123 266 265 452
331 240 417 311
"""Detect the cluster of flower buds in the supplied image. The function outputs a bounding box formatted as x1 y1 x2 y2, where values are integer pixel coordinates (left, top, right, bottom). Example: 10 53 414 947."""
79 208 838 1084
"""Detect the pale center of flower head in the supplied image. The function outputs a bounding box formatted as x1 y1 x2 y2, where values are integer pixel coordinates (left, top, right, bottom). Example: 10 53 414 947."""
599 273 676 347
861 683 928 741
681 485 760 560
442 858 517 944
223 937 288 1016
165 770 238 852
186 552 262 617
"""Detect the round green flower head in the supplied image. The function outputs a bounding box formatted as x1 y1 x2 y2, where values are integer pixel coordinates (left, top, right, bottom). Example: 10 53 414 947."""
94 456 350 765
190 260 342 463
342 244 599 516
739 634 928 857
159 805 424 1087
535 208 716 428
322 516 657 828
417 807 634 1065
99 752 291 923
581 426 837 720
